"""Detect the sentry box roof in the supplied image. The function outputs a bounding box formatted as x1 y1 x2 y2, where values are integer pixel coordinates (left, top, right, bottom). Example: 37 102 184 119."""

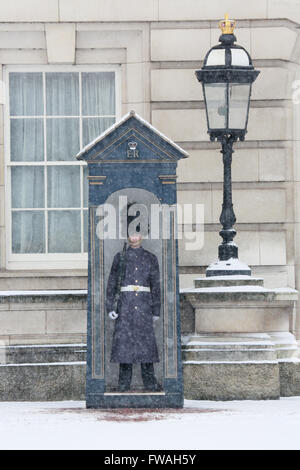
76 110 189 163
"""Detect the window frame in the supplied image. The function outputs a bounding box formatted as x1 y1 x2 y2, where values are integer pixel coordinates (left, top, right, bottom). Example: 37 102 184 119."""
4 64 122 270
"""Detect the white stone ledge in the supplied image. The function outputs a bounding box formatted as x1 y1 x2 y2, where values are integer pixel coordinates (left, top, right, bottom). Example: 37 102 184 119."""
180 286 297 294
278 358 300 363
0 334 87 347
0 270 87 278
185 340 273 346
0 343 86 348
0 290 87 297
193 275 264 281
0 361 85 367
183 360 278 364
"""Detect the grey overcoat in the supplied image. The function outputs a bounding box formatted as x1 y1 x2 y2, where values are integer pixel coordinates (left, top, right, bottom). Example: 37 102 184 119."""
106 245 161 364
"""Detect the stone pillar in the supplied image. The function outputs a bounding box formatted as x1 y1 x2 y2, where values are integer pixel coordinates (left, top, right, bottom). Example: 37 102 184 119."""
0 64 5 270
293 67 300 340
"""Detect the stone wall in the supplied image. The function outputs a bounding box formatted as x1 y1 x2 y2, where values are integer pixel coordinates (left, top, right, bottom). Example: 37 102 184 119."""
0 1 299 339
0 292 86 345
0 289 299 401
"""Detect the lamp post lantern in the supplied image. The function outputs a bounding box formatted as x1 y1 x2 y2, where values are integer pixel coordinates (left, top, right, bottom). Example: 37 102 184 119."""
195 14 260 277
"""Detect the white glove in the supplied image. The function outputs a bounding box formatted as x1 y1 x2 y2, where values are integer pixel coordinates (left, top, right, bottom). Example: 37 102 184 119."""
153 316 160 323
109 311 118 320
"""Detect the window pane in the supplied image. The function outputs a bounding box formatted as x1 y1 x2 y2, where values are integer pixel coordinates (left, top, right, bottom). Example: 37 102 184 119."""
12 211 45 253
83 166 88 207
47 166 80 208
46 73 79 116
48 210 81 253
204 83 227 129
11 167 44 208
11 118 44 162
47 118 80 161
9 72 43 116
82 117 115 147
83 210 88 252
9 70 117 257
82 72 115 116
228 84 251 129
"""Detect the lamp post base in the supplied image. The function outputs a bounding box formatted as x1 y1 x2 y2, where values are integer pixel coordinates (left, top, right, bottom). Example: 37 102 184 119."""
206 258 251 277
218 238 238 260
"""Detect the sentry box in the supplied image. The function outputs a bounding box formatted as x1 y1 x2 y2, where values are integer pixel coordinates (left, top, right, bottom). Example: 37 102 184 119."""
76 111 188 408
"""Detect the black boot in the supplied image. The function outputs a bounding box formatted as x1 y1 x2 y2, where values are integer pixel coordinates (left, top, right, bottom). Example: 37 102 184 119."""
141 363 162 391
118 363 132 392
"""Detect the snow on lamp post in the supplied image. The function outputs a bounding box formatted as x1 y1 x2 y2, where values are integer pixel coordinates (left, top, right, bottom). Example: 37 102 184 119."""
195 14 260 277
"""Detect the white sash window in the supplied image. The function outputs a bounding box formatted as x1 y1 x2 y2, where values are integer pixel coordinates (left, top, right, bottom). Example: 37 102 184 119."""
5 66 121 269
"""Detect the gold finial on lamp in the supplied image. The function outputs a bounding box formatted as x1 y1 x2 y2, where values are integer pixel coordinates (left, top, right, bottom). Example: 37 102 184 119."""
219 13 236 35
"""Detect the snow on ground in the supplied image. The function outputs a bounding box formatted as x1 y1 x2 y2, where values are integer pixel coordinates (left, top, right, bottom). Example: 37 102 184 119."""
1 398 300 450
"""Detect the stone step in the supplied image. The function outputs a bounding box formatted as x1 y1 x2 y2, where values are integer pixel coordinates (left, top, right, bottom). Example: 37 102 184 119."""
183 362 280 400
0 344 86 364
182 333 300 364
0 362 86 401
183 347 277 362
183 341 272 351
194 276 264 288
269 332 300 360
185 334 274 348
182 333 279 362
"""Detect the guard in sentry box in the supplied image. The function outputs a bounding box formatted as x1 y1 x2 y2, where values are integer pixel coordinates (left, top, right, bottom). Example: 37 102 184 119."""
106 216 161 393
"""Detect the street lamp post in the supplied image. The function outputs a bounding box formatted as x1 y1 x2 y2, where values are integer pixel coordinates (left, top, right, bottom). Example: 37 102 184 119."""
195 14 260 277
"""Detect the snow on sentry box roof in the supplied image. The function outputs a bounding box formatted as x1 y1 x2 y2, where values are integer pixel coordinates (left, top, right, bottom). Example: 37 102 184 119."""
75 110 189 160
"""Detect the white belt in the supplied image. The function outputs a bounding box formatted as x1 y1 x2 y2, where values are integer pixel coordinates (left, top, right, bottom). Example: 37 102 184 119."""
121 285 151 292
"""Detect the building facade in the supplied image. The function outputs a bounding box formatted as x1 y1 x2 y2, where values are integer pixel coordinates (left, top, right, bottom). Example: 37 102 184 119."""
0 1 300 357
